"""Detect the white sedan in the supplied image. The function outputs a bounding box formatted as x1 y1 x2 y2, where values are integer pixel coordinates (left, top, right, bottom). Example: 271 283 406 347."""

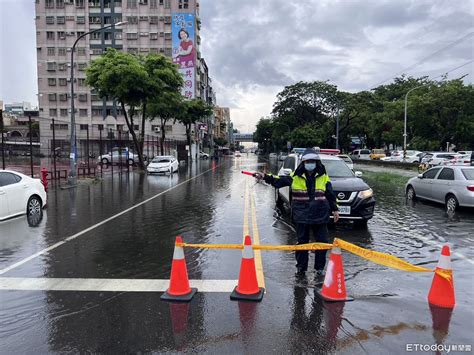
0 170 47 221
147 156 179 174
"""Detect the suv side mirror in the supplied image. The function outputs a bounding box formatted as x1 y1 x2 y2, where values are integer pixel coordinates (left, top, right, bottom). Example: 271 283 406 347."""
417 174 423 179
281 168 292 176
354 171 363 177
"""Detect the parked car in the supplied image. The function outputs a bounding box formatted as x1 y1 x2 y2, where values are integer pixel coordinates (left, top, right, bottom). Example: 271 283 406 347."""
390 150 424 163
441 154 472 166
0 170 47 221
370 149 386 160
337 154 354 170
349 149 371 160
269 153 278 159
98 148 142 165
421 152 460 166
147 156 179 174
234 151 242 157
199 151 210 159
406 166 474 212
277 152 376 227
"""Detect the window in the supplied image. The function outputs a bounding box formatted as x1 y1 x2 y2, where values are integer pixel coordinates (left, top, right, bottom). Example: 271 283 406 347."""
47 47 56 56
47 62 57 71
178 0 188 9
91 48 102 55
75 0 84 7
78 78 86 86
139 0 148 4
0 172 22 187
104 32 112 40
50 123 69 130
150 16 158 24
139 16 149 21
58 47 67 56
58 31 66 39
126 16 138 24
60 108 68 116
150 0 157 8
140 32 149 37
423 167 441 179
104 16 112 24
91 93 101 101
79 110 88 117
46 16 55 24
66 16 75 21
77 63 87 71
159 31 164 37
77 16 85 24
114 32 122 39
164 0 170 9
164 32 171 40
164 16 171 24
159 0 163 4
91 32 101 40
164 47 171 56
150 48 159 53
47 31 55 40
127 47 138 54
56 0 65 7
59 93 68 101
127 0 137 8
57 16 65 24
45 0 54 8
77 47 86 56
48 78 57 86
89 16 101 24
126 32 138 40
59 78 67 86
78 93 88 102
58 63 67 71
77 31 85 38
92 108 102 116
283 157 295 169
150 33 158 40
437 168 454 181
89 0 100 6
49 93 57 101
49 108 58 116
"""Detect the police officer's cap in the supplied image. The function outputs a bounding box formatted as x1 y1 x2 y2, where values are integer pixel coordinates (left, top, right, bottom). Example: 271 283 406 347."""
301 148 320 162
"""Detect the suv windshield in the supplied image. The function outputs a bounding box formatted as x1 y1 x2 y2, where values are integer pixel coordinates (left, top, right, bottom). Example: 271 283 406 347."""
321 159 354 178
152 158 170 163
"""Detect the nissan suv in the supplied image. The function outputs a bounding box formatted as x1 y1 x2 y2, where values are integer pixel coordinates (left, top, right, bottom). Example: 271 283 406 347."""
276 153 376 227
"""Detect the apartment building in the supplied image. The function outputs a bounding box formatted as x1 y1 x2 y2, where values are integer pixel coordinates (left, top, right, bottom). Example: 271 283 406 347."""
35 0 212 156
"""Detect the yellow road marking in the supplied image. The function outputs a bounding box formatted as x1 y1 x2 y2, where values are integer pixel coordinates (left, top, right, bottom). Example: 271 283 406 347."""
250 185 265 288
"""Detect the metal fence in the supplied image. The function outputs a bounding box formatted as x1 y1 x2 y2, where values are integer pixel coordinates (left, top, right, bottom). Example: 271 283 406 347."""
1 116 188 181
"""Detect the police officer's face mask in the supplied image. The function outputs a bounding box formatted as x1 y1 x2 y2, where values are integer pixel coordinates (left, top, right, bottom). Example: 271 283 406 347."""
304 162 316 171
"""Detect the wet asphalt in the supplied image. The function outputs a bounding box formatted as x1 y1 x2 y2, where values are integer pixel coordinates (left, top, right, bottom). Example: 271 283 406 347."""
0 156 473 354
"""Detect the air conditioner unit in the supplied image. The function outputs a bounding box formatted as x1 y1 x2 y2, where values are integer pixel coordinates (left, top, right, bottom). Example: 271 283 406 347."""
154 127 160 132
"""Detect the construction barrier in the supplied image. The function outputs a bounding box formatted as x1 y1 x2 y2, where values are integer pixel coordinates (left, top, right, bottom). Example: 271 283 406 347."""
165 236 455 307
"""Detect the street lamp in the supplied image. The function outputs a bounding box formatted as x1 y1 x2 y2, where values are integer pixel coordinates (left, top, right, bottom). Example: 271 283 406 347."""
68 21 127 186
403 85 424 161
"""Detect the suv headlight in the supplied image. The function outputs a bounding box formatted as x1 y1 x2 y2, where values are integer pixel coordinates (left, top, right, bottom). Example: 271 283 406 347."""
358 188 373 199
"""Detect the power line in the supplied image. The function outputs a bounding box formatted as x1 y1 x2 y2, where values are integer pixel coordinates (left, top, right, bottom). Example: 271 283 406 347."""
371 31 474 88
430 60 473 81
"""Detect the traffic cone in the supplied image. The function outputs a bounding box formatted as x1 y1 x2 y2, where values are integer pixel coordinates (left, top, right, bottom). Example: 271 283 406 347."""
428 245 455 309
230 235 265 302
317 247 353 302
161 236 197 302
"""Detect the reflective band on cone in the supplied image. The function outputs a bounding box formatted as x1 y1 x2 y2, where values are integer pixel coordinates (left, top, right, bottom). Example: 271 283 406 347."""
428 245 455 309
230 235 265 302
317 247 354 302
161 236 197 302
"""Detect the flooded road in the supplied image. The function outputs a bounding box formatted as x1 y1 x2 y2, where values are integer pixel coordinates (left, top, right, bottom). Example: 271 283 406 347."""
1 156 473 353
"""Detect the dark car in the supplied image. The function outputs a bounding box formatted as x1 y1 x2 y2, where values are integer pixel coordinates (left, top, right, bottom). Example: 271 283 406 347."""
277 153 376 227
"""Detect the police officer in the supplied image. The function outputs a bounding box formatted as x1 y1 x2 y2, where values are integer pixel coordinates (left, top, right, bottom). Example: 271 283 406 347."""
256 148 339 276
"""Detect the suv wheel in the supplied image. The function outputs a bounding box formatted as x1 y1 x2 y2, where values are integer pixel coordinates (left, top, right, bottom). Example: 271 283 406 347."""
445 194 458 213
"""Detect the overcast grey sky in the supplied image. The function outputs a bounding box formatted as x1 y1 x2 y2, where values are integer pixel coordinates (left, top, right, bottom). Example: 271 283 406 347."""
1 0 472 132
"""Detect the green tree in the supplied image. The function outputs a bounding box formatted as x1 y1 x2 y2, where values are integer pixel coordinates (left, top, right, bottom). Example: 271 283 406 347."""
178 99 213 161
290 124 324 148
143 54 184 155
86 49 148 169
214 137 227 147
253 117 274 152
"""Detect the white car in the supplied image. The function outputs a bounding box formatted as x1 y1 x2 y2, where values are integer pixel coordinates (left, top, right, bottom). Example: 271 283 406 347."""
442 154 472 166
406 166 474 211
234 151 242 157
349 149 371 160
0 170 47 221
337 154 354 170
98 148 142 165
199 151 210 159
391 150 423 163
421 152 460 166
147 156 179 174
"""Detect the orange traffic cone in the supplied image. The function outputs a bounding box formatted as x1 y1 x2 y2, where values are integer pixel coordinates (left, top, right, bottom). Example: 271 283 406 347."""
161 236 197 302
317 247 353 302
428 245 455 309
230 235 265 302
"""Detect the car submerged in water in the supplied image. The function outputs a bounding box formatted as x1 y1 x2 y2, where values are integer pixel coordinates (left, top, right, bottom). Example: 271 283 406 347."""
276 151 376 227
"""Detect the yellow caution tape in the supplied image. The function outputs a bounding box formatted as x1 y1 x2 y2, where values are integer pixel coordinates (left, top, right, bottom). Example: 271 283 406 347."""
334 238 451 280
177 242 332 251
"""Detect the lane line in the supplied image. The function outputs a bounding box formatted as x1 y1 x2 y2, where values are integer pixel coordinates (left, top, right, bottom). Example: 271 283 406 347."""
250 185 265 288
0 166 221 276
0 278 237 293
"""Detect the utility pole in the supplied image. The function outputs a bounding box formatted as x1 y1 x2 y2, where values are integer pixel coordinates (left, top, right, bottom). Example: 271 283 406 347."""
403 85 424 161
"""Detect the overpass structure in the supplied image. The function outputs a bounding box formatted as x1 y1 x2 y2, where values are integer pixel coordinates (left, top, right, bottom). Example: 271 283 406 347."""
233 133 254 142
